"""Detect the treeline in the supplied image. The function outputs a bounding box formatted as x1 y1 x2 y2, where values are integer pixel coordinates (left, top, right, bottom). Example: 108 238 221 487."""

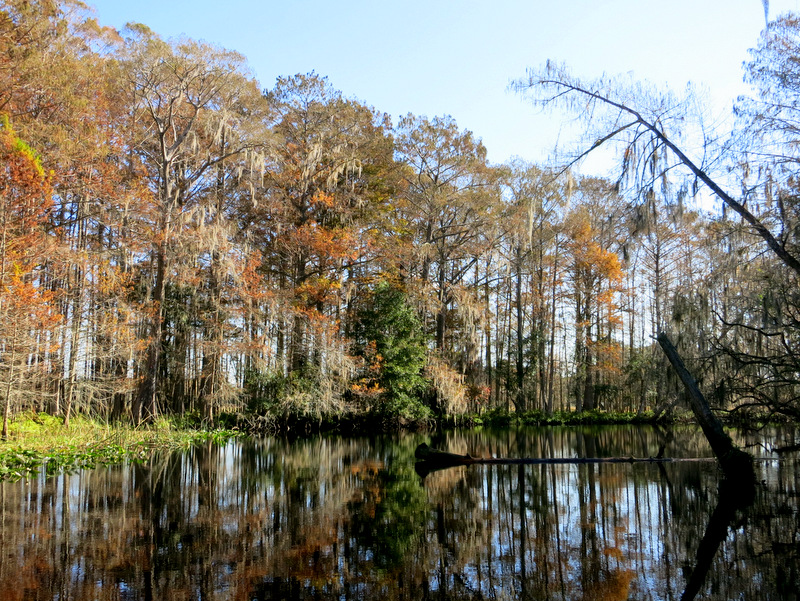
1 0 798 431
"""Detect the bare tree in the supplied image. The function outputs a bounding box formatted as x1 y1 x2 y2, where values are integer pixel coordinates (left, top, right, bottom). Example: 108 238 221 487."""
512 62 800 277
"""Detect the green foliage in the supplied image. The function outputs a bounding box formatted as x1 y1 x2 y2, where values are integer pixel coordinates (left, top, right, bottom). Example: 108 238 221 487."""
0 442 145 481
0 113 44 177
353 281 430 420
346 438 428 570
244 367 335 421
475 407 515 427
244 369 289 414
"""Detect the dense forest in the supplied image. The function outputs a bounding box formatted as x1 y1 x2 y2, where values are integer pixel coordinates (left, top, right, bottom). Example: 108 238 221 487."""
0 0 798 431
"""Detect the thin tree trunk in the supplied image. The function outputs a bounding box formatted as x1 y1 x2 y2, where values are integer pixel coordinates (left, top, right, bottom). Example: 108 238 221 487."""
290 252 308 373
436 263 447 352
514 246 525 411
546 246 559 413
2 323 18 440
63 265 83 428
484 262 493 409
574 290 585 413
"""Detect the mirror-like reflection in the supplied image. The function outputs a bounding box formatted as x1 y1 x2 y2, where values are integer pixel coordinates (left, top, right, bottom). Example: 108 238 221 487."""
0 426 797 600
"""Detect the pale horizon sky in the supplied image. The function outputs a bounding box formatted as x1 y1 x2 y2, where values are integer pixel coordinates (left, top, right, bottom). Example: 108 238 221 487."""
87 0 800 169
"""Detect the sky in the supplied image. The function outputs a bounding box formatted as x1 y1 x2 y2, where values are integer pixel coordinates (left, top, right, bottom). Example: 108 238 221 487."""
85 0 800 169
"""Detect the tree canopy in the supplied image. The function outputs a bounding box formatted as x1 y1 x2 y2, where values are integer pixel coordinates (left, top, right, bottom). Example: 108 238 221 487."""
0 0 798 429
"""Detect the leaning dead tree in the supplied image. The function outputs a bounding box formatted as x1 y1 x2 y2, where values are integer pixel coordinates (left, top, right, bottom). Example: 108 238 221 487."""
656 333 753 478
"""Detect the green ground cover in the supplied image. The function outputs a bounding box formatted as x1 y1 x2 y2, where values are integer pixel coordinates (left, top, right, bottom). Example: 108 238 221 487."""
0 412 237 481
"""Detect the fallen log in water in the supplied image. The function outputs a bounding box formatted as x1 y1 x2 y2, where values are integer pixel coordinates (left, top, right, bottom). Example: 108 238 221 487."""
774 442 800 455
414 442 717 468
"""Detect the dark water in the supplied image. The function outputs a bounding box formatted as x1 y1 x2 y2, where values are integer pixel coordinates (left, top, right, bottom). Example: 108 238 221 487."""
1 426 798 601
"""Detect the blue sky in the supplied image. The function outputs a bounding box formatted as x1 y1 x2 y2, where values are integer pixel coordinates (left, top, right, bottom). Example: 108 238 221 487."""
87 0 799 168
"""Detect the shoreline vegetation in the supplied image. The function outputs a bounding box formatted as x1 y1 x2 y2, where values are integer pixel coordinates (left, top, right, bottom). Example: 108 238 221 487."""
1 407 784 482
0 412 238 481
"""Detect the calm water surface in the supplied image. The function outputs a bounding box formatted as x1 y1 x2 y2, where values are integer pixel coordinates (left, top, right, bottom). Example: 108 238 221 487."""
1 425 798 600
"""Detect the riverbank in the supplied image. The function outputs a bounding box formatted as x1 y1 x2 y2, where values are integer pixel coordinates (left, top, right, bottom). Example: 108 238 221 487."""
229 407 667 436
0 409 656 480
0 412 238 481
1 407 783 481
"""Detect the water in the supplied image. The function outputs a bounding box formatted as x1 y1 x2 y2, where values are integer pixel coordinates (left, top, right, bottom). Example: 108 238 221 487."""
0 425 798 600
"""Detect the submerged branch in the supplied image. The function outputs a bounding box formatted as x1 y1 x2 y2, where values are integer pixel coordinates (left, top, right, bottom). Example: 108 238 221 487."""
414 443 717 476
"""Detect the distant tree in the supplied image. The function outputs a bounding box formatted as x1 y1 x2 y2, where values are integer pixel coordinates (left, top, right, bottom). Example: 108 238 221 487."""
563 183 625 412
513 18 800 419
391 114 501 414
498 160 564 412
260 73 395 391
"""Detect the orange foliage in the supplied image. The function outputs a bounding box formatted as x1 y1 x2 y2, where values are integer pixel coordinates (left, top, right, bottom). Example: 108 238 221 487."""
0 114 57 312
579 569 635 601
311 190 336 209
567 218 624 298
350 340 386 405
566 214 625 335
0 114 61 427
290 223 360 264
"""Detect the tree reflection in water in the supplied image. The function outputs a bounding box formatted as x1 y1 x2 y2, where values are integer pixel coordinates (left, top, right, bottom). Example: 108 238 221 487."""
679 476 755 601
0 425 797 600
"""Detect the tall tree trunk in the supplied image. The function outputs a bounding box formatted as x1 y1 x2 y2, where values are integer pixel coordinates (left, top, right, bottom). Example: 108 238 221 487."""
63 256 86 428
582 344 595 411
574 290 585 413
514 246 525 411
2 323 17 440
134 247 166 425
290 254 308 374
546 247 559 413
535 252 547 412
436 264 447 352
276 266 286 373
483 265 493 408
201 136 229 424
201 248 223 423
